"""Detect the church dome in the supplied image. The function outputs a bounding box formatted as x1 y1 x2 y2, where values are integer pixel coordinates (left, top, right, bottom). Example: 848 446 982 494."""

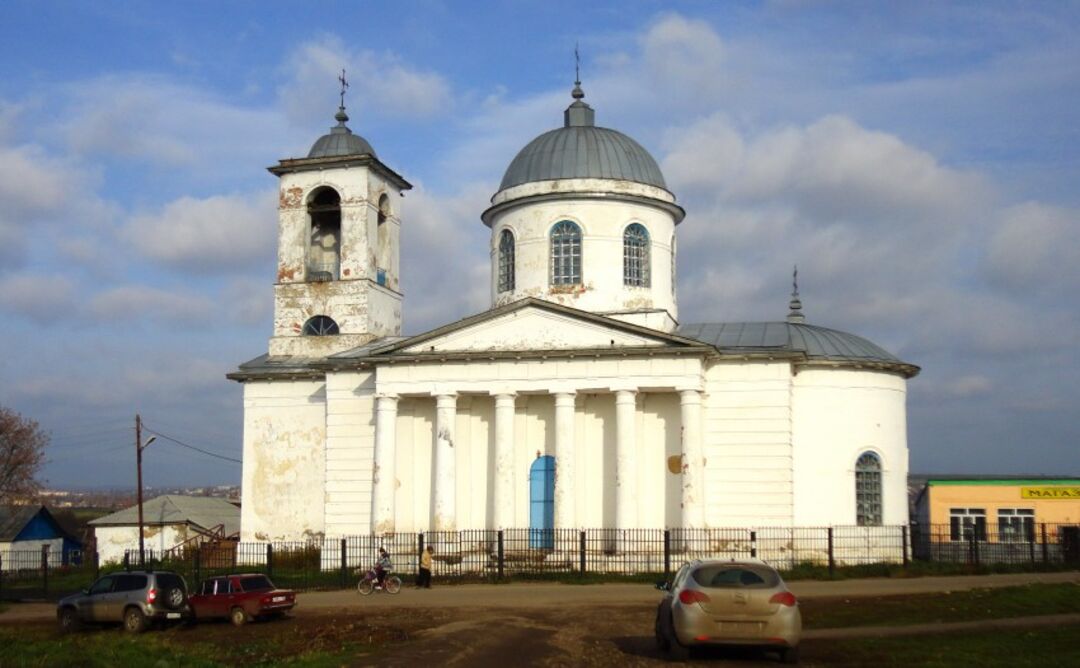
308 107 377 159
498 83 666 191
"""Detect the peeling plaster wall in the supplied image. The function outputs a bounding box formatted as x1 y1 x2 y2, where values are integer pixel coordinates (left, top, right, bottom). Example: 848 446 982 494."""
324 371 376 536
93 525 191 565
702 361 795 526
240 380 327 542
488 178 678 330
270 167 404 357
791 369 909 526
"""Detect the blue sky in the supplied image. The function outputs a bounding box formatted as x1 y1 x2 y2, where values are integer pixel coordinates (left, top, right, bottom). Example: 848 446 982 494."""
1 1 1077 489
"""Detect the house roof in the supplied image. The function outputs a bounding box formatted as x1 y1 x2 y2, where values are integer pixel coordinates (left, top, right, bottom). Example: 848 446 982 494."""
0 504 78 543
0 505 40 542
89 495 240 536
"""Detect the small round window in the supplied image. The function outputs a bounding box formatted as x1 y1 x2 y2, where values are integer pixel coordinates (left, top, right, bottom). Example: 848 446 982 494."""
302 315 339 336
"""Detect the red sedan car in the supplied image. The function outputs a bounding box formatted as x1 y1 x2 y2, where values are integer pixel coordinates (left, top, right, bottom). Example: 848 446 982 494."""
189 574 296 626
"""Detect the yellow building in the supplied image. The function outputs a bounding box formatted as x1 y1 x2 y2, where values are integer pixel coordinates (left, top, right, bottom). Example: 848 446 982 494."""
914 476 1080 543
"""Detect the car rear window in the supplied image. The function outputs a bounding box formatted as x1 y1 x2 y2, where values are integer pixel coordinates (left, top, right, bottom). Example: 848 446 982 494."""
239 576 274 592
155 573 186 592
692 565 780 589
116 574 148 592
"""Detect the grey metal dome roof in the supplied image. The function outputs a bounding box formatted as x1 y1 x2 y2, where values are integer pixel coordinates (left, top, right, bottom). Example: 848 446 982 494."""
677 321 918 376
308 107 377 159
498 84 666 191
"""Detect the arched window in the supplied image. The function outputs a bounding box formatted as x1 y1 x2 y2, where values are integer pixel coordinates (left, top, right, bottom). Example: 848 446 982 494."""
550 221 582 286
376 194 390 286
498 229 515 293
307 187 341 281
623 223 650 287
302 315 339 336
855 452 883 526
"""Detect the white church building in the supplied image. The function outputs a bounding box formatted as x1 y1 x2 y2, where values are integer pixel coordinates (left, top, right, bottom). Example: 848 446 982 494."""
229 80 919 544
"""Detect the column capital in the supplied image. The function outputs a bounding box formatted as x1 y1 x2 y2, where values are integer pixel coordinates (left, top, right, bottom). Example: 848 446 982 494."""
552 390 577 407
489 390 518 399
677 388 703 404
434 393 458 408
613 388 638 404
375 393 399 402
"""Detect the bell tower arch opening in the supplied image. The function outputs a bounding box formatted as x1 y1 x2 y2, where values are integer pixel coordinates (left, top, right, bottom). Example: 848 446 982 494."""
376 193 391 286
307 187 341 282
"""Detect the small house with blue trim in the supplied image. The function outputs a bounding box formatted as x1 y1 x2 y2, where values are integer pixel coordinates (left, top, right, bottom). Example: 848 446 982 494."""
0 505 82 570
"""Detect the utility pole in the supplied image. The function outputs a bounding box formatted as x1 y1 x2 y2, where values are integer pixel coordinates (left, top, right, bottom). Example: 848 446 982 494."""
135 414 156 567
136 414 144 566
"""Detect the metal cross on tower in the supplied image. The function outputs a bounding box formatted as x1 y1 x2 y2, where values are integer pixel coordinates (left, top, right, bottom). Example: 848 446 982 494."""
338 69 349 108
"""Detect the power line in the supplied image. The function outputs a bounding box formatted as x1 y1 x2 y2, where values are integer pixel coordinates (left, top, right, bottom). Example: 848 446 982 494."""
143 427 242 464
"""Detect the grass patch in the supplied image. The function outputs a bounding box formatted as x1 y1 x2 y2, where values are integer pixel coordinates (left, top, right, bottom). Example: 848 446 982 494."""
0 625 380 668
780 559 1078 581
804 623 1080 666
802 582 1080 629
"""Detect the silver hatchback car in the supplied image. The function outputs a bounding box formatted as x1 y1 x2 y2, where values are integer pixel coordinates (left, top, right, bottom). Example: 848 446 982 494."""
655 559 801 663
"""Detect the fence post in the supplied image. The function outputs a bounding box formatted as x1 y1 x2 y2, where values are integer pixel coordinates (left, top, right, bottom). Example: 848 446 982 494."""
340 538 347 589
579 531 587 576
93 551 100 580
494 531 503 581
123 551 130 572
1041 524 1049 563
750 530 757 559
971 532 980 566
41 545 49 596
663 530 671 578
826 527 835 576
266 543 274 579
901 525 909 569
0 553 4 600
418 532 425 578
194 549 201 584
1028 531 1036 565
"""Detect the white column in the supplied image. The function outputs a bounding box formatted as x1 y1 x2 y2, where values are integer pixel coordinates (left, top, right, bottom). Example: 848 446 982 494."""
371 394 398 534
493 393 516 529
432 393 458 532
679 389 705 529
553 391 576 529
614 389 638 533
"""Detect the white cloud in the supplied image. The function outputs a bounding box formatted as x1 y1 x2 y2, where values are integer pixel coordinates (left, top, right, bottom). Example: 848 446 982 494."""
125 191 277 273
985 202 1080 291
88 285 215 324
0 273 76 323
280 35 454 126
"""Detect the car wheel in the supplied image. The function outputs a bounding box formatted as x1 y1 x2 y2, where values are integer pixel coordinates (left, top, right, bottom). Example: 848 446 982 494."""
58 607 80 633
230 607 248 627
654 610 670 651
780 645 800 664
123 607 148 634
666 614 690 661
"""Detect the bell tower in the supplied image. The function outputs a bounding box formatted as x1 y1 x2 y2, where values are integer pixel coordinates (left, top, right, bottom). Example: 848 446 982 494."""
267 75 412 357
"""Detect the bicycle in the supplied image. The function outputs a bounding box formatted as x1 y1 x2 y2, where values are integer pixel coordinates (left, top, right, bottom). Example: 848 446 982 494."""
356 568 402 595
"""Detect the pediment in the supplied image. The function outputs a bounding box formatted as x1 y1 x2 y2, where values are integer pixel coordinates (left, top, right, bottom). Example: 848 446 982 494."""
396 303 678 354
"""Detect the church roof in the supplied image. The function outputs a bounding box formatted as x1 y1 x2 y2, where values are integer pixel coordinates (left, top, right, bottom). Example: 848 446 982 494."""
677 321 919 377
498 82 667 191
307 107 377 159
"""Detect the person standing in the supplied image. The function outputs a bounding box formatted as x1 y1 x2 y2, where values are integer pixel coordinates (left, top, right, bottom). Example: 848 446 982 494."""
417 545 434 589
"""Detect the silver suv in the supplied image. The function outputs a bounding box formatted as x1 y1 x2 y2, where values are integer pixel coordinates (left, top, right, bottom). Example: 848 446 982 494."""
57 570 191 633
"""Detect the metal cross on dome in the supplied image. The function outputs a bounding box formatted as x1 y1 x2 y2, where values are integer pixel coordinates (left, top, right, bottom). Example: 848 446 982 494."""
338 69 349 108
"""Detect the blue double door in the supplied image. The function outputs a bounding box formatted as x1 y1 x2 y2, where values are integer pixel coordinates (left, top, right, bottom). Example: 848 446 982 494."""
529 455 555 549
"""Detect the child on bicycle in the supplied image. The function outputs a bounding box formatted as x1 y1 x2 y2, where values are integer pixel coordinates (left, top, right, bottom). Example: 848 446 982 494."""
374 548 392 588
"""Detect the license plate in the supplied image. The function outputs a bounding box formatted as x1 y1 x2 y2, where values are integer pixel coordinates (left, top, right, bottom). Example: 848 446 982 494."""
166 613 181 619
716 621 763 633
273 596 286 602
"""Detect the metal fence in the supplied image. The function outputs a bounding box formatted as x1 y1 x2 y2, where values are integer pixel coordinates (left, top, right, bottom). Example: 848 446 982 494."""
3 523 1077 600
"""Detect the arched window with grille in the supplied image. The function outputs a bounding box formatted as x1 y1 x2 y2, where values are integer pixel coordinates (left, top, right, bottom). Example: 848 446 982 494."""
302 315 339 336
623 223 650 287
550 221 582 286
498 229 515 293
855 452 883 526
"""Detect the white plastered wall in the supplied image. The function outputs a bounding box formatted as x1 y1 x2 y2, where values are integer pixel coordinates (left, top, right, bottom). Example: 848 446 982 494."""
324 371 376 536
702 361 795 527
791 368 909 526
240 379 327 541
93 525 191 565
